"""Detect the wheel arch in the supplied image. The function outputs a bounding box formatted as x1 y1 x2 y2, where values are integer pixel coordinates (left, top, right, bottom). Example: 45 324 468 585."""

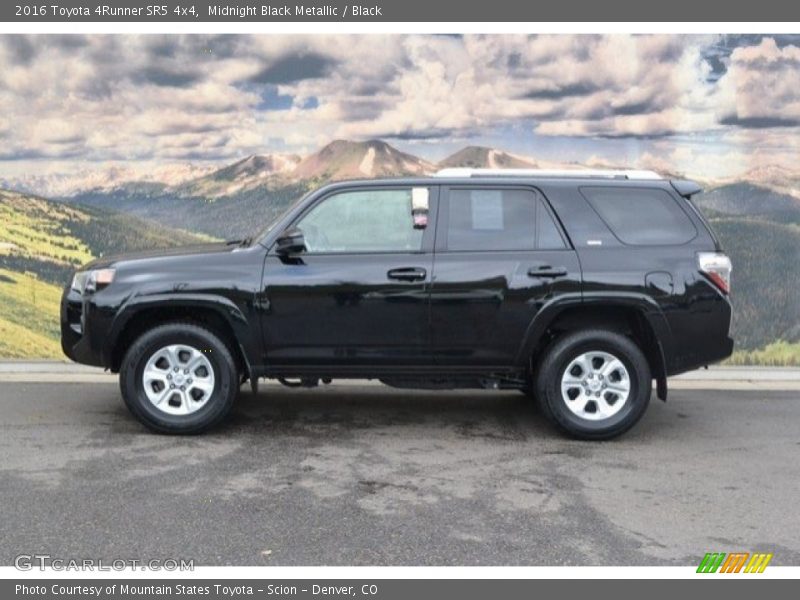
105 295 256 378
518 295 671 400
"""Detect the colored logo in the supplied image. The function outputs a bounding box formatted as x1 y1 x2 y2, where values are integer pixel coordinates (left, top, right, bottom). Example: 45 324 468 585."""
697 552 773 573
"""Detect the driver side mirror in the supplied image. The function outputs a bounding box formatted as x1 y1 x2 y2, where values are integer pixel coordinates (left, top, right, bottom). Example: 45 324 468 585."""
275 226 306 255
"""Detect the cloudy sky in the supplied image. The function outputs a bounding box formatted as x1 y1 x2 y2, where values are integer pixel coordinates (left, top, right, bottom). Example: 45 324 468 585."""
1 33 799 180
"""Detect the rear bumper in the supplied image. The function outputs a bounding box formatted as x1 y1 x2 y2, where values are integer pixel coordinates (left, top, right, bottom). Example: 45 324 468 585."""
669 335 734 375
665 288 734 376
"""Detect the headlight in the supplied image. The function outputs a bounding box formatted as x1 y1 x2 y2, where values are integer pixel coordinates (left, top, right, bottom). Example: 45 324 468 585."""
71 268 115 294
70 271 90 293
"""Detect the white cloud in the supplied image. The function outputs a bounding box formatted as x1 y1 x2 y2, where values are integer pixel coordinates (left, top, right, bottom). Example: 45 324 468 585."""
716 37 800 126
0 33 798 181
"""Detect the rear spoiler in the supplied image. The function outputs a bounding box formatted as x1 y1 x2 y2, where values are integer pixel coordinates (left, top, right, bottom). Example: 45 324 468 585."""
670 179 702 198
671 179 722 251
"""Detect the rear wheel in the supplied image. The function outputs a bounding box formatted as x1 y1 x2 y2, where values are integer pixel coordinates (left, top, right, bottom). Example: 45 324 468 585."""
535 329 651 440
119 323 238 434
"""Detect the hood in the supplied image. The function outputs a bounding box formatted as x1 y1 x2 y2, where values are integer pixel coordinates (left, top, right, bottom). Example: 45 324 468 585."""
81 242 237 270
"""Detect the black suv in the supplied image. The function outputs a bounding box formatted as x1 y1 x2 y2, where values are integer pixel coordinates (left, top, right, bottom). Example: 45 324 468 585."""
61 168 733 439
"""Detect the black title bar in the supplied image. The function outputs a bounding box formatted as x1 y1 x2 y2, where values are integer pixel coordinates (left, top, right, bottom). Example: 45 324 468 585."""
3 0 800 22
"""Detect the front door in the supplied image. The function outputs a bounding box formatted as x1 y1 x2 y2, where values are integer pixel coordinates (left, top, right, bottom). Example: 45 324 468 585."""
261 185 437 367
430 185 581 367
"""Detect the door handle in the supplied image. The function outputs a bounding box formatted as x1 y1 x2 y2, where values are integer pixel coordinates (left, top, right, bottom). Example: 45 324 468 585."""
387 267 427 282
528 265 568 278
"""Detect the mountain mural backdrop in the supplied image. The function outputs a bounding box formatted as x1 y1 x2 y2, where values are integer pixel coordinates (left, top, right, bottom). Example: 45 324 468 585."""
1 139 798 362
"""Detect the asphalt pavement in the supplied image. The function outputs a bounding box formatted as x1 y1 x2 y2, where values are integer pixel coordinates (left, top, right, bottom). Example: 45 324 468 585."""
1 380 798 566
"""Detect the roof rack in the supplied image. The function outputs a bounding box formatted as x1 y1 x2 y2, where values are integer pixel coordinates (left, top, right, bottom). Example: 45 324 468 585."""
434 168 663 180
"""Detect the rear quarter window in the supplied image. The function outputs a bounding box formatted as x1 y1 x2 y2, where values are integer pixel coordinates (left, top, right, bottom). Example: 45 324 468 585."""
580 186 697 245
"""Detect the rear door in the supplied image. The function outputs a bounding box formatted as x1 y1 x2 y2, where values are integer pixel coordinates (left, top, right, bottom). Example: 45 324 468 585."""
430 185 581 367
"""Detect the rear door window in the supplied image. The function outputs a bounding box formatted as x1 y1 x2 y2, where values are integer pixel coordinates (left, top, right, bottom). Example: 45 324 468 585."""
445 188 567 251
580 186 697 245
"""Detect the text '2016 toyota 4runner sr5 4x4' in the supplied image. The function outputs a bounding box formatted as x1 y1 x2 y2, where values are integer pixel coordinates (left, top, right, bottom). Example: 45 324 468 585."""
61 168 733 439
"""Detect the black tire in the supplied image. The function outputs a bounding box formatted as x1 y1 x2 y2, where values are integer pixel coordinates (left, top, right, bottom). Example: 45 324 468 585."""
119 323 238 434
535 329 651 440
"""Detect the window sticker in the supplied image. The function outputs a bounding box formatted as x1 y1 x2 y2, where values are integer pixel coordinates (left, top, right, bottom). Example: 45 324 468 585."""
411 187 429 229
470 190 504 230
411 187 429 211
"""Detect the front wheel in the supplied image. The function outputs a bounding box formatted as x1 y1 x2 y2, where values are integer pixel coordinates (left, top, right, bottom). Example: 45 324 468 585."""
535 329 651 440
119 323 238 434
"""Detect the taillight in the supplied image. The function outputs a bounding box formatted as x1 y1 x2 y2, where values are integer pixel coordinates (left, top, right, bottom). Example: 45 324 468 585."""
697 252 732 294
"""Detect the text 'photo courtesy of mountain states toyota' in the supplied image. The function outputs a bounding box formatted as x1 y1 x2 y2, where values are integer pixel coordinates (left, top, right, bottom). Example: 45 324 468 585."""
61 168 734 440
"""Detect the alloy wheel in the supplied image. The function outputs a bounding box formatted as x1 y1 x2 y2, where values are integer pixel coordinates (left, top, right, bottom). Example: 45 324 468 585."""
141 344 216 416
559 351 631 421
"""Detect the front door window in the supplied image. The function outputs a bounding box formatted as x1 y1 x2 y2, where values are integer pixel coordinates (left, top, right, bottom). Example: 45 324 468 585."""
297 188 428 254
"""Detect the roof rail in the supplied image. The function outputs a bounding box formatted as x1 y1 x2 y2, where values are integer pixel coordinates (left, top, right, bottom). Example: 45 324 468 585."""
434 167 663 180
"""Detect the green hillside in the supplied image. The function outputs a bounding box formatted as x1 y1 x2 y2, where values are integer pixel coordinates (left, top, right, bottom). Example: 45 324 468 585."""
0 192 94 267
0 189 212 358
728 341 800 367
712 217 800 351
67 182 309 240
0 189 210 288
0 268 62 358
698 183 800 225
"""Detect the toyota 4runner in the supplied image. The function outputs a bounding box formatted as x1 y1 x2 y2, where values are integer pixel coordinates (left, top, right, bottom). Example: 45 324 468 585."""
61 168 734 439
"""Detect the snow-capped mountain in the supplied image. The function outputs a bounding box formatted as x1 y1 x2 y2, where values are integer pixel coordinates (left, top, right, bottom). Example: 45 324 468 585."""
290 139 434 181
172 153 301 198
438 146 539 170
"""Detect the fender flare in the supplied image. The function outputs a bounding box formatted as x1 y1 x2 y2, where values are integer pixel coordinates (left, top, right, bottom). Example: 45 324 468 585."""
515 292 672 400
103 293 258 375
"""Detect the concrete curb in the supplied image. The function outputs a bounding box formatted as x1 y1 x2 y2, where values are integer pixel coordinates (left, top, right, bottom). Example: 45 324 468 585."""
672 366 800 381
1 361 799 390
0 360 106 374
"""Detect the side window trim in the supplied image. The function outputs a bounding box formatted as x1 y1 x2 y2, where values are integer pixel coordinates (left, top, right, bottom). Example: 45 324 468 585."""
279 184 439 256
536 193 572 250
436 184 572 253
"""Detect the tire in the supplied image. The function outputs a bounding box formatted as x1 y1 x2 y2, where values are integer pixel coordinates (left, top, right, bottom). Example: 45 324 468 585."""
119 323 238 434
535 329 651 440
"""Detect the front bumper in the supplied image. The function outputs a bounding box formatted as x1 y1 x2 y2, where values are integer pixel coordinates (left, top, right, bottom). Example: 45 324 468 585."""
60 287 108 367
